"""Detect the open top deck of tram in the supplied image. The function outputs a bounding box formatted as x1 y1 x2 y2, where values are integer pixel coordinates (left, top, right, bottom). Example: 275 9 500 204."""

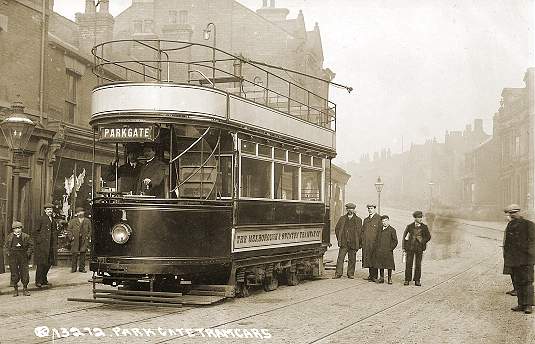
89 39 337 154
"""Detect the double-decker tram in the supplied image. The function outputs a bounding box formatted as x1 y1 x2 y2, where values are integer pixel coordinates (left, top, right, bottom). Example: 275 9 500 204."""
72 39 340 306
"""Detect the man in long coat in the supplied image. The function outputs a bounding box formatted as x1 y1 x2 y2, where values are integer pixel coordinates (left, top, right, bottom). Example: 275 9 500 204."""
503 204 535 314
374 215 398 284
136 144 167 197
361 204 381 281
33 203 58 287
67 207 92 273
402 210 431 286
333 203 362 279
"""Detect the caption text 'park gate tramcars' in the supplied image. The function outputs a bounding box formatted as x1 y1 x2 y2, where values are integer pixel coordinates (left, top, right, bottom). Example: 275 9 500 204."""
75 38 339 306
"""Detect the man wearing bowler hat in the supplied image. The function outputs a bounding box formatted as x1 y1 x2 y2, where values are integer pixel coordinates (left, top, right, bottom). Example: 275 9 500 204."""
67 207 92 273
33 203 58 287
361 203 381 281
402 210 431 286
503 204 535 314
333 203 362 279
136 143 167 197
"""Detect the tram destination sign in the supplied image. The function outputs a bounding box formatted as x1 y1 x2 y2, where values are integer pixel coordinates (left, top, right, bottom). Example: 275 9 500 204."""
98 124 156 142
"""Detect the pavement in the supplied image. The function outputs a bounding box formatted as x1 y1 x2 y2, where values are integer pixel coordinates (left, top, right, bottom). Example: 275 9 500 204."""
0 266 91 296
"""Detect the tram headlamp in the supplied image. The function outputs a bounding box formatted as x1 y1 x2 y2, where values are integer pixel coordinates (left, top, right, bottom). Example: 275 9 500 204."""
110 223 132 244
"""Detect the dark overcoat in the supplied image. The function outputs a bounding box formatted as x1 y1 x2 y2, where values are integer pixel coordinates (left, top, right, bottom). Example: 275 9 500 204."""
33 215 58 265
402 222 431 252
335 214 363 250
361 213 382 268
4 232 33 258
136 158 167 197
105 162 140 192
373 225 398 270
67 217 92 253
503 217 535 267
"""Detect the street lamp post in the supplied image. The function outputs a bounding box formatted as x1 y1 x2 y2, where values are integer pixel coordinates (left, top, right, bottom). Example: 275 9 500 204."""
0 99 36 273
374 176 384 215
428 181 435 210
203 22 216 87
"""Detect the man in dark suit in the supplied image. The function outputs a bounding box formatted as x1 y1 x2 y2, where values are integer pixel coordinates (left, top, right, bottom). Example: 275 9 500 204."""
67 207 92 273
33 203 58 287
504 204 535 314
4 221 33 296
402 210 432 286
333 203 363 279
361 204 381 281
136 144 167 197
104 147 141 193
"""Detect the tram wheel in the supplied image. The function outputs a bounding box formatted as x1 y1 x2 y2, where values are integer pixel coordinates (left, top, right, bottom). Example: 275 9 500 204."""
236 283 250 298
263 274 279 292
286 270 299 286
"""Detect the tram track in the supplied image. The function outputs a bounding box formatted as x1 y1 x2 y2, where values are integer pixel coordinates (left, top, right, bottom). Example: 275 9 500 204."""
20 217 499 343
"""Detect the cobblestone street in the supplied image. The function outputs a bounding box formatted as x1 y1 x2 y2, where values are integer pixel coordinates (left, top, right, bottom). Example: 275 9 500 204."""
1 210 532 344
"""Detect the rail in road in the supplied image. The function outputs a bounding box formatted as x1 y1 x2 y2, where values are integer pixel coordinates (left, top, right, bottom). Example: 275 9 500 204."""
20 215 503 344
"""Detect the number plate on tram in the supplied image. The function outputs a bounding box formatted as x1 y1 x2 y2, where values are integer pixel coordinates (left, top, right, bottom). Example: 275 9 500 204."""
98 124 156 142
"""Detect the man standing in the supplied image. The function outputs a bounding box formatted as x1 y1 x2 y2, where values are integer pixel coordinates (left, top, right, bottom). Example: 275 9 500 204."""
67 207 92 273
402 210 431 286
333 203 362 279
136 144 167 197
503 204 535 314
33 203 58 287
105 147 141 193
4 221 32 296
361 204 381 282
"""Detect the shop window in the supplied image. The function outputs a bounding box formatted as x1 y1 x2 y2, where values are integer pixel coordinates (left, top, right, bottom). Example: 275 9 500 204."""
258 144 272 158
301 168 322 201
53 158 94 221
241 140 256 155
274 163 299 200
241 157 271 198
288 151 299 163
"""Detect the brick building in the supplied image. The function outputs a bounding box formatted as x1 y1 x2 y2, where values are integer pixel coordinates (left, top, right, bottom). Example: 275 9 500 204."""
1 0 344 263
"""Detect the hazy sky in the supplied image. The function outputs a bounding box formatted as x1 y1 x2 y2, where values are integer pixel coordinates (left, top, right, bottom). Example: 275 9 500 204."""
54 0 534 164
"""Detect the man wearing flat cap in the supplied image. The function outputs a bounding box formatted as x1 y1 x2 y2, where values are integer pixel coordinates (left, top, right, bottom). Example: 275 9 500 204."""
67 207 92 273
333 203 363 279
361 203 381 281
33 203 58 287
503 204 535 314
402 210 431 286
4 221 32 296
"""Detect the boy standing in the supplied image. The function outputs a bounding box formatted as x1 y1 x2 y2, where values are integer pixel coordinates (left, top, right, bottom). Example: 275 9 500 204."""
374 215 398 284
4 221 33 296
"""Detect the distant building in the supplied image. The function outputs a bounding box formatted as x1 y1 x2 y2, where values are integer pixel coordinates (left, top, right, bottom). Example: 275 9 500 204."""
330 164 351 226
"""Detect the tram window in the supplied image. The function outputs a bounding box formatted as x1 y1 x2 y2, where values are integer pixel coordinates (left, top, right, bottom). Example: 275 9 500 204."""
240 157 271 198
219 156 233 198
274 148 286 161
288 151 300 163
258 144 272 158
274 164 299 200
241 140 256 155
302 154 312 166
313 157 323 168
301 168 322 201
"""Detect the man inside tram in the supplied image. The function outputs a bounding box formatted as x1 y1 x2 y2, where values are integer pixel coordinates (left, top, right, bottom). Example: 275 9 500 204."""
104 144 141 193
136 143 167 197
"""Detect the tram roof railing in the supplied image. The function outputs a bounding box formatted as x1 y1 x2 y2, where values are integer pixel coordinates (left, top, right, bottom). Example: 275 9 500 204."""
91 39 338 130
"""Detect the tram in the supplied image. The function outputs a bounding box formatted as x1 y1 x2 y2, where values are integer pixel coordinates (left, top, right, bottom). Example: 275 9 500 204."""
81 39 341 305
